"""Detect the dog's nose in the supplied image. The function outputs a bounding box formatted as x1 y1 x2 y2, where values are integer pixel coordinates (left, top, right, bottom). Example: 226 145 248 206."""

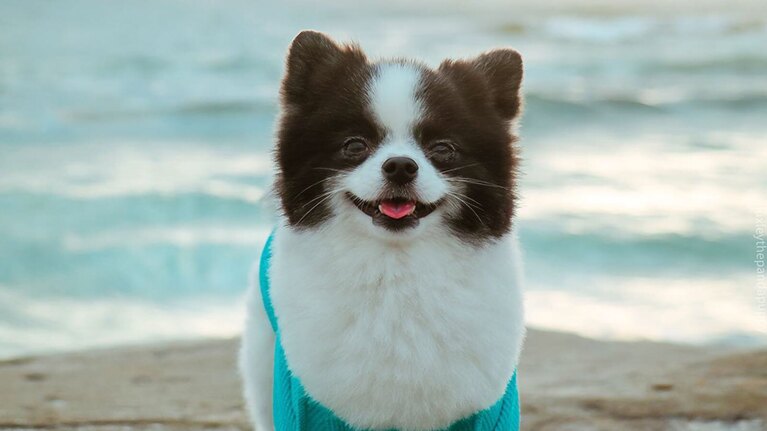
382 157 418 184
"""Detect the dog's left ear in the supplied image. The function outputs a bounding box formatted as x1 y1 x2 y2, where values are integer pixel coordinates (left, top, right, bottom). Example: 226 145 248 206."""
441 49 524 121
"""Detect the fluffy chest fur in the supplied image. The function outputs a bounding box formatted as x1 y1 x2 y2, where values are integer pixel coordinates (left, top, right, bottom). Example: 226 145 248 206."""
268 224 525 431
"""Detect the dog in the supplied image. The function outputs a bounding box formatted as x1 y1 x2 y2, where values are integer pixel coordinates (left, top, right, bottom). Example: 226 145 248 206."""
240 30 525 431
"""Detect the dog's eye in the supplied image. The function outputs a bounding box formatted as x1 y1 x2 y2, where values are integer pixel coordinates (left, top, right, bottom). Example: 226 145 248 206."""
342 137 369 159
429 140 457 162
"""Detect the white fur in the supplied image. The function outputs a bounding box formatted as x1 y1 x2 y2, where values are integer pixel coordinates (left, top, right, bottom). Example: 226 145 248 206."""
265 223 524 431
370 63 421 139
241 205 525 430
239 266 275 431
240 61 525 431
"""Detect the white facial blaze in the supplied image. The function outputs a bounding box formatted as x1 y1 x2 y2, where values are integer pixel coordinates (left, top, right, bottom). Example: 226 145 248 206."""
344 63 448 204
370 63 422 140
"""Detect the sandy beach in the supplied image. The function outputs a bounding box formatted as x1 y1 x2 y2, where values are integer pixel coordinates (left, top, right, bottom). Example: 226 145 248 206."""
1 329 765 431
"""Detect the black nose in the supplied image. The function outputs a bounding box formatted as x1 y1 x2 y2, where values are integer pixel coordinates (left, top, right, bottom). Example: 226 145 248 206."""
382 157 418 184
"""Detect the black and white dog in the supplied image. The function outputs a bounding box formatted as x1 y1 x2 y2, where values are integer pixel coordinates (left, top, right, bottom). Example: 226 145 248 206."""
240 30 525 431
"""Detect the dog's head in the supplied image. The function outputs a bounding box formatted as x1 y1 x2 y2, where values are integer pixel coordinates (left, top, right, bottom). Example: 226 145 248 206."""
274 31 523 243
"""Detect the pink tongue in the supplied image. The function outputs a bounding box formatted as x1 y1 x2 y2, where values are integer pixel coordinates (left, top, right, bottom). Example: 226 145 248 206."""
379 200 416 220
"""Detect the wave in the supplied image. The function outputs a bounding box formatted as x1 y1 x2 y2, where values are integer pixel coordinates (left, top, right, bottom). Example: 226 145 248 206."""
492 14 765 42
0 144 274 200
526 276 767 347
525 93 767 114
0 235 262 298
65 100 277 123
61 226 272 252
656 56 767 74
519 224 754 276
0 192 275 244
98 55 168 74
0 289 246 359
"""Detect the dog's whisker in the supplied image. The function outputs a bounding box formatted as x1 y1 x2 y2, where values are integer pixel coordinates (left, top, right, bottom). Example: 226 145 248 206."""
295 177 335 199
448 190 483 208
298 186 344 209
295 193 337 226
299 191 333 209
448 177 511 191
440 163 480 174
447 191 484 224
313 167 352 174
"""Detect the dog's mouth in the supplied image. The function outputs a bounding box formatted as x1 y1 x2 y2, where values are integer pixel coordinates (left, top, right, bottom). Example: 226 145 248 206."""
346 193 441 230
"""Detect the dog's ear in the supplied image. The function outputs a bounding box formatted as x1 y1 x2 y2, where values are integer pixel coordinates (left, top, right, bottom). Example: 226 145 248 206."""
440 49 524 121
281 30 367 107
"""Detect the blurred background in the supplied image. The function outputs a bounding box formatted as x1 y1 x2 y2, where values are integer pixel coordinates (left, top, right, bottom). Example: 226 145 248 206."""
1 0 765 359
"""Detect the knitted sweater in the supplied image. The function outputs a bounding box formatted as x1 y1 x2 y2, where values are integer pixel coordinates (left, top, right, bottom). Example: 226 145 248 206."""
259 233 521 431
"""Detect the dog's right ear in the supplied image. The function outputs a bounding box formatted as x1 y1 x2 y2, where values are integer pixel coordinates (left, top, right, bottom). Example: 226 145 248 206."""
281 30 366 107
438 49 524 122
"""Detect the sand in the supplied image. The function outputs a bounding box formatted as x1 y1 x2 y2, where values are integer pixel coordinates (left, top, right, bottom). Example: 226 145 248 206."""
1 329 765 431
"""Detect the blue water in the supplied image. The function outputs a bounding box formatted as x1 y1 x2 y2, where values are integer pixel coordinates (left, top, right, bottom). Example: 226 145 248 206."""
2 0 766 357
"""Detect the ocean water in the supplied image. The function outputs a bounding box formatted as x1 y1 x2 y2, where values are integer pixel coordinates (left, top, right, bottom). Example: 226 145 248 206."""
1 0 766 358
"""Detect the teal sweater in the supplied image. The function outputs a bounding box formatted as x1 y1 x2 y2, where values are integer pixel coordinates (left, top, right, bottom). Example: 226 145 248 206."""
259 234 521 431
